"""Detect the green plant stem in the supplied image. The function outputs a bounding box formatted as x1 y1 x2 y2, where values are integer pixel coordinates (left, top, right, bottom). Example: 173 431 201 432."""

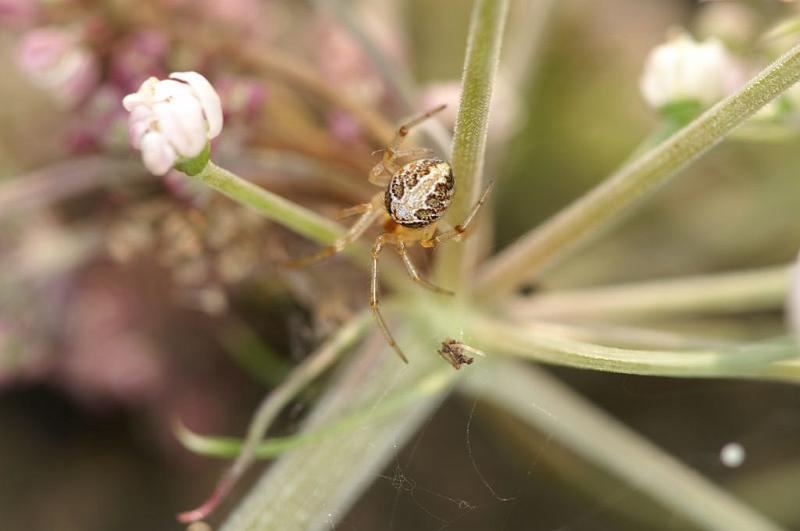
460 359 786 531
193 161 423 287
505 264 791 320
476 42 800 300
194 161 344 246
434 0 509 291
177 313 371 523
220 334 455 531
176 363 455 461
220 318 291 387
469 312 798 379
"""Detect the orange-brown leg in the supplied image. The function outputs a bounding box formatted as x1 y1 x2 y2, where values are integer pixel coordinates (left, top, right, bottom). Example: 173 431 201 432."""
370 233 408 363
396 241 453 295
422 181 494 248
370 105 446 186
388 104 447 153
284 193 383 269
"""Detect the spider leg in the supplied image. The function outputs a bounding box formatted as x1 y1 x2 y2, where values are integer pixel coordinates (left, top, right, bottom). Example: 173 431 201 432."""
283 195 383 269
396 241 453 295
370 105 446 186
422 181 494 248
389 104 447 153
371 233 409 363
391 147 435 161
336 203 371 219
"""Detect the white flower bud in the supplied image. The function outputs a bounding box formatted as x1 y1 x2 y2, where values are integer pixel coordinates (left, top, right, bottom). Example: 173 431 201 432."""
640 33 742 110
788 251 800 336
123 72 223 176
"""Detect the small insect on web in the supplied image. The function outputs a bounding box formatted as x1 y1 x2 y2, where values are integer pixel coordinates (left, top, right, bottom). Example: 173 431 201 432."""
438 339 486 370
285 104 493 363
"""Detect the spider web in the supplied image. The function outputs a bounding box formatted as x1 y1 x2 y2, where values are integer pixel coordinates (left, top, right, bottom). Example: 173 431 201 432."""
319 361 799 531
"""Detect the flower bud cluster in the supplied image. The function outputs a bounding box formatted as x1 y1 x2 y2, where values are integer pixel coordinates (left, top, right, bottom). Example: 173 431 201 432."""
123 73 223 176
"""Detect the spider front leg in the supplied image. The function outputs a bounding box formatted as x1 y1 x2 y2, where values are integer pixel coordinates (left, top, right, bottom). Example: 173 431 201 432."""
422 181 495 248
391 147 435 161
284 193 383 269
371 233 409 363
370 105 446 186
385 104 446 163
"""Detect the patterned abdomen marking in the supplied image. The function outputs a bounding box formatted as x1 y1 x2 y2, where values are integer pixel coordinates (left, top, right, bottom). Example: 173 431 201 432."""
384 159 454 228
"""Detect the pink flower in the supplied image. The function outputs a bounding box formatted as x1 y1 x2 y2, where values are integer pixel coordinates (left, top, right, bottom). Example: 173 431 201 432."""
123 72 223 176
0 0 39 28
14 27 100 109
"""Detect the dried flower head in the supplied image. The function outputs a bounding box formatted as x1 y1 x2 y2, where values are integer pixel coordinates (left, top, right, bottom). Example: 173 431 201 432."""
123 72 223 176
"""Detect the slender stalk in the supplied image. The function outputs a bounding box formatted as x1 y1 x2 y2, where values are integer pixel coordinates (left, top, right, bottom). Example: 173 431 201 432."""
220 318 291 387
176 363 455 461
177 313 370 523
470 313 799 378
461 360 786 531
476 42 800 299
434 0 509 291
220 334 456 531
194 162 344 246
192 161 411 285
506 264 791 320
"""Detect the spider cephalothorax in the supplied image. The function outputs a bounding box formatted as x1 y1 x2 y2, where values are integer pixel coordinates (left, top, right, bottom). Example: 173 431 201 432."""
286 105 492 363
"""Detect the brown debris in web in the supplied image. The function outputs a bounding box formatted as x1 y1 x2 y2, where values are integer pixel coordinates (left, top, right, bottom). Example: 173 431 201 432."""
437 339 486 370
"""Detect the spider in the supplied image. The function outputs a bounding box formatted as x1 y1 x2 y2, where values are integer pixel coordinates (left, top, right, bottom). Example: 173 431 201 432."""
286 104 493 363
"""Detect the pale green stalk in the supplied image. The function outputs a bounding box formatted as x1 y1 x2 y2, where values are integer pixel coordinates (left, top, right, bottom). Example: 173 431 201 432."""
469 313 798 378
476 42 800 299
194 162 344 246
461 359 786 531
434 0 509 290
506 264 791 320
177 313 371 523
220 336 455 531
193 161 417 285
176 363 455 460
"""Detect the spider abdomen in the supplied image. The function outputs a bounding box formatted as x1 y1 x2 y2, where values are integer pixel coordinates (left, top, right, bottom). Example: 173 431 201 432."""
384 158 454 228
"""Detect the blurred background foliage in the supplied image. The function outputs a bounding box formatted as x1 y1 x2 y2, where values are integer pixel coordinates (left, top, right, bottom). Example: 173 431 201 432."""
2 1 800 530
